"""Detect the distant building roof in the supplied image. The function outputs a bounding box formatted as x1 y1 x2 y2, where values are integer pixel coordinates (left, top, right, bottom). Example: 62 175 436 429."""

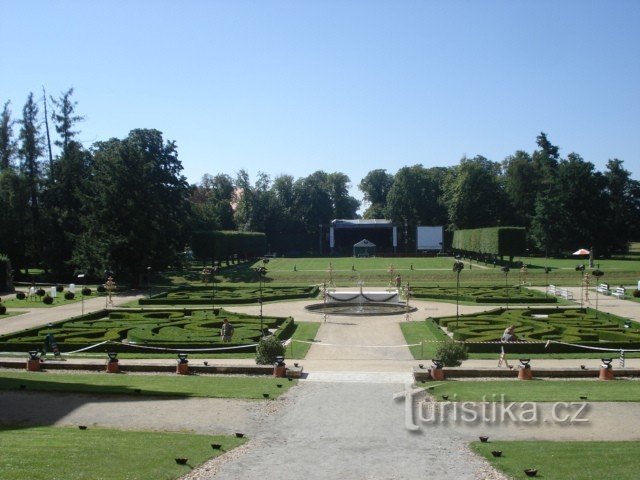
353 238 376 247
331 219 393 229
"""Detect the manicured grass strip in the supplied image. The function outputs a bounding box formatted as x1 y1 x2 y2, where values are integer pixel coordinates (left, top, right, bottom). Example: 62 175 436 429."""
0 426 245 480
0 311 25 319
423 380 640 402
400 320 449 360
0 371 296 399
288 321 321 359
472 440 640 480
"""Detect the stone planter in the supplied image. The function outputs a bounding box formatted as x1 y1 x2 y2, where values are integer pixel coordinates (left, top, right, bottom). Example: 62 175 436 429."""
26 359 41 372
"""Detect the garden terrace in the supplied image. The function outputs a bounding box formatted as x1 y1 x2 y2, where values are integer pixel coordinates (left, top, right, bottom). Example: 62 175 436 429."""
409 285 556 304
434 307 640 353
139 285 319 306
0 308 295 353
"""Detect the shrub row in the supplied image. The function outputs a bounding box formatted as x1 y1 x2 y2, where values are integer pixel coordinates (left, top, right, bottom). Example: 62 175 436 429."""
452 227 526 257
191 230 266 262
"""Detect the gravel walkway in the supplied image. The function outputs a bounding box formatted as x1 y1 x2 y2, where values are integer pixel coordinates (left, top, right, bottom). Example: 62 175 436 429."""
181 381 507 480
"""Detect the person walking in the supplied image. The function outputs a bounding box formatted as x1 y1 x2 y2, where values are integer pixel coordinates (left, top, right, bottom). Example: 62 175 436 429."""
221 318 234 342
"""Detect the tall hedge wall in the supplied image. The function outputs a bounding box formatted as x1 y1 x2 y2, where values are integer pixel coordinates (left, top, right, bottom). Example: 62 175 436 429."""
452 227 526 257
191 231 266 262
0 254 12 292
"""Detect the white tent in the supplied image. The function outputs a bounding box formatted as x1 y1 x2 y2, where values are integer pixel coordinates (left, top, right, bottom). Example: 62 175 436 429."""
353 239 376 257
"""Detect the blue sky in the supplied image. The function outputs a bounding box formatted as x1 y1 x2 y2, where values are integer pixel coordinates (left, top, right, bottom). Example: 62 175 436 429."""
3 0 639 205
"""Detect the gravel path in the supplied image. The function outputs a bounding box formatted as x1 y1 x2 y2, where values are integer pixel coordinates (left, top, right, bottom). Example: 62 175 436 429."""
181 381 506 480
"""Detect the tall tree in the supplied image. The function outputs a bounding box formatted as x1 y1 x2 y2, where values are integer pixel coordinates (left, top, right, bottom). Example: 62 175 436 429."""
18 93 44 269
603 159 640 251
0 101 17 171
189 173 236 231
325 172 359 219
442 156 506 230
40 88 89 275
50 88 84 154
73 129 190 282
502 150 539 226
359 169 393 219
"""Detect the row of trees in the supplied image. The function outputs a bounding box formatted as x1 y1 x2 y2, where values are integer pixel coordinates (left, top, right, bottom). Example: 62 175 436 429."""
359 134 640 255
1 89 639 282
0 90 190 282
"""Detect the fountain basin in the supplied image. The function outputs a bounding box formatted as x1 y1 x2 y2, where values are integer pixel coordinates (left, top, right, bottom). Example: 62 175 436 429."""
304 302 416 316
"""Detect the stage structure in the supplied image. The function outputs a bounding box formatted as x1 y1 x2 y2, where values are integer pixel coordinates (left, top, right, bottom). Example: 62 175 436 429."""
329 219 396 255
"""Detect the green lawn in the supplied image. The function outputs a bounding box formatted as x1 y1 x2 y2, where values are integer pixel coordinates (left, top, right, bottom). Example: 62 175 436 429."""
1 292 95 308
287 321 322 359
224 256 640 288
0 310 25 319
0 371 296 399
0 426 245 480
423 379 640 402
473 440 640 480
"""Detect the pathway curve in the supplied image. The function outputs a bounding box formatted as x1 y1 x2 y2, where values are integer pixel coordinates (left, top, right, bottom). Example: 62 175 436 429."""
0 293 143 336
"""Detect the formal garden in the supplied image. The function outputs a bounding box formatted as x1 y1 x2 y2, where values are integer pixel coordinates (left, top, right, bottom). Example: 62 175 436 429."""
0 308 294 353
3 252 640 480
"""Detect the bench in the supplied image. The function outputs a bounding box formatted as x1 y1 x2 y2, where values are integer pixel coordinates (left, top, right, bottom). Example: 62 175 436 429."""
597 283 611 295
558 288 573 300
613 287 626 299
547 285 558 295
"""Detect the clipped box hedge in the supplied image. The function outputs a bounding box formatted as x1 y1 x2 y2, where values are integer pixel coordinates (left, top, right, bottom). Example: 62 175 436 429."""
433 307 640 353
139 285 320 306
0 308 295 354
409 286 556 304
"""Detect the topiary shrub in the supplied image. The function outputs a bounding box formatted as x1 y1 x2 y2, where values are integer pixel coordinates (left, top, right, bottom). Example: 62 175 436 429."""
82 287 92 296
56 285 64 293
97 285 106 293
42 295 54 305
0 303 6 315
36 288 45 297
255 335 285 365
16 292 26 300
633 289 640 298
64 291 75 300
434 340 469 367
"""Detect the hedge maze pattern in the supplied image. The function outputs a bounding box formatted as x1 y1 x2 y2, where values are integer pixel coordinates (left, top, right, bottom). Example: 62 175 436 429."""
0 309 294 353
410 286 556 304
140 285 319 306
435 307 640 353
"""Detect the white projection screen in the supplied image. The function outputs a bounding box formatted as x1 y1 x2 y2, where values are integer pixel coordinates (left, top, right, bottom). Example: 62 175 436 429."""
416 226 443 251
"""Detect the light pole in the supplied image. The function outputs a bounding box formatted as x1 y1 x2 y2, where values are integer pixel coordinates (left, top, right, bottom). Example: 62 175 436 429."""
453 260 464 327
592 269 604 319
212 261 219 312
502 266 510 310
104 272 115 308
146 266 152 299
255 258 268 336
544 267 551 298
576 264 585 311
77 273 85 315
319 224 323 256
